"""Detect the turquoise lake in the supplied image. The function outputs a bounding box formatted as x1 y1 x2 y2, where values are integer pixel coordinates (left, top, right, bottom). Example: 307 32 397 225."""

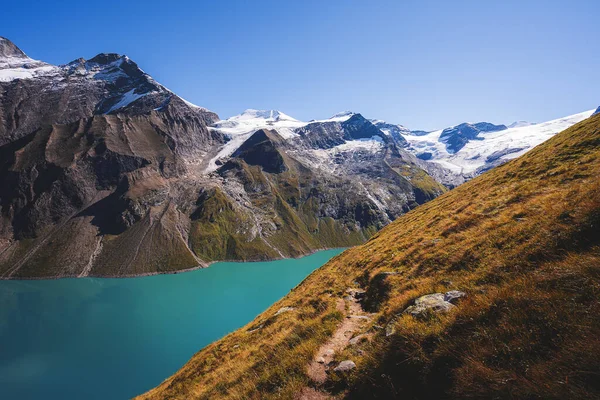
0 248 345 400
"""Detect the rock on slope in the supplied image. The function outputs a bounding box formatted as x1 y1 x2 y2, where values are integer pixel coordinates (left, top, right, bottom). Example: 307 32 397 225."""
137 113 600 399
0 37 445 278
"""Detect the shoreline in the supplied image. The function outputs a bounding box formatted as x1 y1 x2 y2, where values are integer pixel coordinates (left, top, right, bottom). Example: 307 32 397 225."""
0 246 350 282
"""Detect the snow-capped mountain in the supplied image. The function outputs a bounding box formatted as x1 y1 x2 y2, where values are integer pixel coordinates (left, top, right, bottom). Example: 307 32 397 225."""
208 110 390 170
0 36 219 147
212 109 305 136
206 109 388 172
404 109 595 176
0 37 57 82
0 35 593 279
0 38 445 278
210 107 596 185
209 110 461 186
206 109 306 172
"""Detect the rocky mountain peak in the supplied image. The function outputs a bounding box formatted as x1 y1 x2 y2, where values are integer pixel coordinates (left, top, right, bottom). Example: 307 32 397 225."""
341 113 387 141
0 37 28 60
439 122 507 154
87 53 124 65
231 129 287 173
329 111 355 120
371 120 410 147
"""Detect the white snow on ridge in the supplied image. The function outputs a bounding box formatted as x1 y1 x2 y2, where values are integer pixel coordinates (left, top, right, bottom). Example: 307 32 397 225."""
205 109 306 173
323 111 355 122
205 110 383 174
207 107 595 177
404 109 595 175
179 96 210 112
0 63 59 82
105 89 151 114
508 121 535 128
211 109 358 138
0 53 60 82
212 109 306 138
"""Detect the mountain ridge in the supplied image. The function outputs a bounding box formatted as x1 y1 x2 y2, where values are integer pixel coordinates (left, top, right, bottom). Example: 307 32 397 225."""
0 38 445 278
210 107 595 187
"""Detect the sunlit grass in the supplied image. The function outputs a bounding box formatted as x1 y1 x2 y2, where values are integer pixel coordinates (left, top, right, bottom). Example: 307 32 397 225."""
138 114 600 399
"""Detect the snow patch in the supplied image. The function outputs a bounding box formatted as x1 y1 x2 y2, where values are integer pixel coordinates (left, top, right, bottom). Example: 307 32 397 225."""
105 89 149 114
211 109 305 138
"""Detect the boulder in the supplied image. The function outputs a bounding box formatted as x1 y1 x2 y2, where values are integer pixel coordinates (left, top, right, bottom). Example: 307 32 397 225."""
333 360 356 372
274 306 295 316
346 288 366 299
404 293 455 317
349 334 368 345
444 290 466 304
385 320 397 337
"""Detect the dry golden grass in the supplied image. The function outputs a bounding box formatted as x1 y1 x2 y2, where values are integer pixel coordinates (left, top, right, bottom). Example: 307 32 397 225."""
137 114 600 399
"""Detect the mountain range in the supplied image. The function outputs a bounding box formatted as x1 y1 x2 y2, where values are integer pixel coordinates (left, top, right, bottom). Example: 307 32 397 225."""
0 36 595 279
213 107 595 183
0 37 445 278
2 34 600 400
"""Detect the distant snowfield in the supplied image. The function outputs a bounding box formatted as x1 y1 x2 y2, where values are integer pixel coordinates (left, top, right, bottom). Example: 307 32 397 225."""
0 55 59 82
306 136 385 174
207 108 596 177
211 109 306 137
205 109 358 173
404 109 595 174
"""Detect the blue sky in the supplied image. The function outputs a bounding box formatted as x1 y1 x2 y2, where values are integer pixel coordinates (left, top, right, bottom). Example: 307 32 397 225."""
3 0 599 130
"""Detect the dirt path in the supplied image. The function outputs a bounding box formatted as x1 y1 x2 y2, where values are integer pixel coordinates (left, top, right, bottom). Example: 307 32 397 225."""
299 288 373 399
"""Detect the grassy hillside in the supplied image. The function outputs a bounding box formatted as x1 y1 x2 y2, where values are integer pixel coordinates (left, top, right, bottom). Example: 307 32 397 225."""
138 113 600 399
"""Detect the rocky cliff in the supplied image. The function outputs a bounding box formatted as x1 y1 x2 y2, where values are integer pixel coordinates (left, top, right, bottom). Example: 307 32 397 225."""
0 37 445 278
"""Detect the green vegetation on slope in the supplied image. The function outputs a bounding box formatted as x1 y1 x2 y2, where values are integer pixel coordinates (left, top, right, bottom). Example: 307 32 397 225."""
188 142 445 263
139 114 600 400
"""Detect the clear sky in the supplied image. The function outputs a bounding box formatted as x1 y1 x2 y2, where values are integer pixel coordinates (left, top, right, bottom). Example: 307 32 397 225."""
3 0 599 130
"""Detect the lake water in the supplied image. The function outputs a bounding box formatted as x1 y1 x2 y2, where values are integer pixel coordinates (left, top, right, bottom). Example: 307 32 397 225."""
0 248 345 400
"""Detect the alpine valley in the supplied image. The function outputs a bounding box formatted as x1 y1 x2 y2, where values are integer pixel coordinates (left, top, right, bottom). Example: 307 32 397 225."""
0 37 594 279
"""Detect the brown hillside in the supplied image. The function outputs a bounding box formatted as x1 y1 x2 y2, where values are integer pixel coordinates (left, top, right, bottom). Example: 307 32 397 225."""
138 113 600 399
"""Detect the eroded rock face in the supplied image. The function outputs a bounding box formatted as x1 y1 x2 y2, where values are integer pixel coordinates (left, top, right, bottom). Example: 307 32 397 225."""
0 37 225 278
0 38 447 278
